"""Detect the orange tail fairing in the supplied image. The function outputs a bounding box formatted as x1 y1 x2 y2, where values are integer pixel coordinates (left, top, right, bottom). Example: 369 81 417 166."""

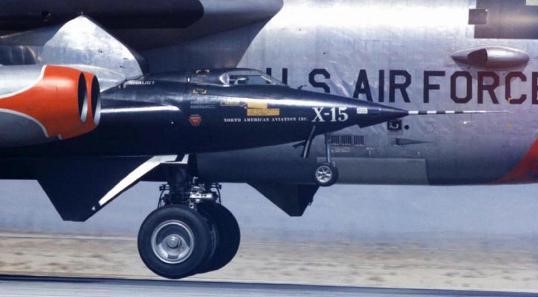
0 65 100 142
498 140 538 184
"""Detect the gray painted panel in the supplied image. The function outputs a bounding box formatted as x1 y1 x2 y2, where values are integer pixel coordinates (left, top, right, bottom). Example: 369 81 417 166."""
322 157 428 185
0 65 43 96
0 111 48 146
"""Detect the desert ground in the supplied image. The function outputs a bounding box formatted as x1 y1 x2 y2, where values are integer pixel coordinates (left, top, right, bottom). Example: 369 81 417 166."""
1 183 537 292
0 233 536 292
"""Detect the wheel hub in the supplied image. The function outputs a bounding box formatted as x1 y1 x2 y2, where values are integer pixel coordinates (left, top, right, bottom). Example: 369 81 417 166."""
316 166 333 183
151 220 195 264
165 235 182 249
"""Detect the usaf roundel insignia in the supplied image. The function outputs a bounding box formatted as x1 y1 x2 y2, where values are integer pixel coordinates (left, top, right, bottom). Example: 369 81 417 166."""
189 114 202 127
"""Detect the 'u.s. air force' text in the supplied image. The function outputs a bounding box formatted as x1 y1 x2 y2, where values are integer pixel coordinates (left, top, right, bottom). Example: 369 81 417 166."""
266 68 538 105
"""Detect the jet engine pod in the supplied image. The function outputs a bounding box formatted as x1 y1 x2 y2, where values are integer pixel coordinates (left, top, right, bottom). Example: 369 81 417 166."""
82 72 102 127
0 65 101 147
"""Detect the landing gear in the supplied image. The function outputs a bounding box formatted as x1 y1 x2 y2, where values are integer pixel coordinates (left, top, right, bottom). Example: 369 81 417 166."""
137 172 241 279
197 203 240 273
138 206 211 279
313 162 339 187
300 128 340 187
313 134 339 187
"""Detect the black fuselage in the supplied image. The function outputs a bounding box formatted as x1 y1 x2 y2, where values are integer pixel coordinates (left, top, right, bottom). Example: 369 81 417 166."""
0 80 405 160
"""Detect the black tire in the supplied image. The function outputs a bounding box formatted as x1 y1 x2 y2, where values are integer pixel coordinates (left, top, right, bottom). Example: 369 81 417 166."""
138 206 211 279
196 203 241 274
313 163 339 187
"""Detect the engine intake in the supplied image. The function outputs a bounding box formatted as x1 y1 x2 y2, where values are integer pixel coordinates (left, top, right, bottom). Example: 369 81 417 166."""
0 65 101 146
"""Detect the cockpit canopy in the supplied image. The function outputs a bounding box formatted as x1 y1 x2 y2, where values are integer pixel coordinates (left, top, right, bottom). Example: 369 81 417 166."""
191 68 284 87
139 68 285 88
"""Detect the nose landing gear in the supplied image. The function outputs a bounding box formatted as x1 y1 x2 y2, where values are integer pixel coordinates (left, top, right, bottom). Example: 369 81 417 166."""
313 134 339 187
300 128 339 187
313 162 339 187
137 173 240 279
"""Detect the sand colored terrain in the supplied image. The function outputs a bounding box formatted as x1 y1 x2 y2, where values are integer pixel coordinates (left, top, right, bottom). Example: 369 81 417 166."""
0 233 536 292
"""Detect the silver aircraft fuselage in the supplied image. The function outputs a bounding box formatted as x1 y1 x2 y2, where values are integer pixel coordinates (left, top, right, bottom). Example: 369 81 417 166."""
1 0 537 186
169 0 538 186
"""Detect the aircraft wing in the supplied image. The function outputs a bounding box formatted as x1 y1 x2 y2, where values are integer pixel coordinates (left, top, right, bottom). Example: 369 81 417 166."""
0 0 204 31
0 16 145 91
0 0 285 87
0 0 284 50
36 155 181 221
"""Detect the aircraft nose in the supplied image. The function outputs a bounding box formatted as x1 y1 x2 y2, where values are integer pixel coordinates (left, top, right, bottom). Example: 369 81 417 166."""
305 90 410 129
361 105 408 117
351 102 409 128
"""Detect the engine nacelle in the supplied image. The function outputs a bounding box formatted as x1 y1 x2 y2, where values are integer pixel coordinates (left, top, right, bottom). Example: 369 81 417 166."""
0 65 101 147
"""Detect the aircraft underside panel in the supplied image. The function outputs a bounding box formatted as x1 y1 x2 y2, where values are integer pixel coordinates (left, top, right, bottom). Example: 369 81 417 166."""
197 143 430 185
326 157 428 185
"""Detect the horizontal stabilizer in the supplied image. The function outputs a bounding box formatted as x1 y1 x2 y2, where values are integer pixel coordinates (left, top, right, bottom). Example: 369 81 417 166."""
249 183 318 217
36 155 176 221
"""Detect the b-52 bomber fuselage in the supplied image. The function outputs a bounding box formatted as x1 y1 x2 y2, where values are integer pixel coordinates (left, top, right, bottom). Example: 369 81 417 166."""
0 0 526 281
0 65 491 280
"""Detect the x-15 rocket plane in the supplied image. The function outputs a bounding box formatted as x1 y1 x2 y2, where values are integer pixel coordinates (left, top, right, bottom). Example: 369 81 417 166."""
104 70 413 153
94 69 494 187
0 67 490 188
